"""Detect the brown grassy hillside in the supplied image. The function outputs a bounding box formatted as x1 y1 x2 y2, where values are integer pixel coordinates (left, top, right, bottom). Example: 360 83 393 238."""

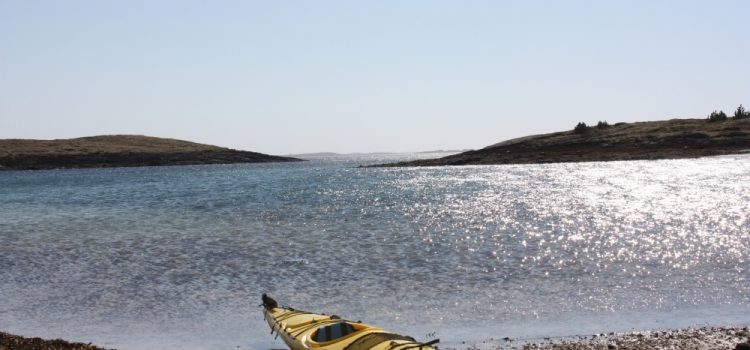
0 135 230 157
0 135 301 170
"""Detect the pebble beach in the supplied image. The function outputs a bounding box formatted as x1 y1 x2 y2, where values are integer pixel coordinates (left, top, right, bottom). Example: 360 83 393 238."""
3 326 750 350
484 326 750 350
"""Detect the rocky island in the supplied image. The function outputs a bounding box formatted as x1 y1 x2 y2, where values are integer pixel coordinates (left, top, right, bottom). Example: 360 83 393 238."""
377 117 750 167
0 135 301 171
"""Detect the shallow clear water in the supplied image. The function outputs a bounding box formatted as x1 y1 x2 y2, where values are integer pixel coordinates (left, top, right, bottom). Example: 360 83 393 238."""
1 154 749 350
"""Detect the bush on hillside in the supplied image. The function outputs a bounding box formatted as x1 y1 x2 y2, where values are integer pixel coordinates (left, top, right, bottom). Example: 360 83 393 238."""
708 110 728 122
574 122 589 134
596 120 610 129
733 104 749 119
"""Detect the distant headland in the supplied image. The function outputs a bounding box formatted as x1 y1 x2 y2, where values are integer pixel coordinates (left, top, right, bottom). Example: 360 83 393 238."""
0 135 301 171
376 114 750 167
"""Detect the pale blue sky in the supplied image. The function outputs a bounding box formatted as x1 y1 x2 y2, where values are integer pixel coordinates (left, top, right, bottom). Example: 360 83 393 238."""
1 1 748 154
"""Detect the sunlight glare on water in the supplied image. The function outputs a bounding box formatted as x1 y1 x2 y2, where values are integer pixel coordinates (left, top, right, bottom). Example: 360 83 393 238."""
0 154 748 349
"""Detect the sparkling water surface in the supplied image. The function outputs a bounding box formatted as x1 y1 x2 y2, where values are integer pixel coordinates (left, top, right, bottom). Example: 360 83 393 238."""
1 154 749 350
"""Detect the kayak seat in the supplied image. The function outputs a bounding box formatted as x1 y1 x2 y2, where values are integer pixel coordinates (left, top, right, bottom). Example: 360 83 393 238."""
313 322 357 343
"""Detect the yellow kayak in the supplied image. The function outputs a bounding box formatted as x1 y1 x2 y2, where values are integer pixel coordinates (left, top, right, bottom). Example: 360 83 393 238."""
262 294 439 350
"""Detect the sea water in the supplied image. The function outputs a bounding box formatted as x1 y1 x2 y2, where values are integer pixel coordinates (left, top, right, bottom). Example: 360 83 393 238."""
1 153 748 350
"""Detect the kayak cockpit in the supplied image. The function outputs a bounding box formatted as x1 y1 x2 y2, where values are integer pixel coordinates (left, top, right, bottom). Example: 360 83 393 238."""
304 322 370 347
313 322 357 342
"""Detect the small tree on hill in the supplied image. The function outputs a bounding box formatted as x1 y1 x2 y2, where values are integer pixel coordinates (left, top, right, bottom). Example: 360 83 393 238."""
708 110 728 122
596 120 610 129
734 104 749 119
574 122 588 134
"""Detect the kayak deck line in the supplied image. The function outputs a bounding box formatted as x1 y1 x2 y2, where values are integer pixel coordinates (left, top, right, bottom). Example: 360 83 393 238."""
261 294 439 350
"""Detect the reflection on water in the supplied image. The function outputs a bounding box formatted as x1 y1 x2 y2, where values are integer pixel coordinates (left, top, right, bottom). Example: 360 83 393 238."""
0 154 748 350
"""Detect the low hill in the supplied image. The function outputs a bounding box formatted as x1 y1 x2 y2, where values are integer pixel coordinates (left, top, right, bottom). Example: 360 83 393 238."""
0 135 301 170
376 118 750 167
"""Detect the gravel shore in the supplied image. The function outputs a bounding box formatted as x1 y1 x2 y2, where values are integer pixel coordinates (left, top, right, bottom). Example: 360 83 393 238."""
2 326 749 350
461 326 750 350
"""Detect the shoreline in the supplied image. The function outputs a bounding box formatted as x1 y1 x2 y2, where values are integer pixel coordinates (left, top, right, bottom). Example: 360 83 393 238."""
3 325 748 350
373 144 750 168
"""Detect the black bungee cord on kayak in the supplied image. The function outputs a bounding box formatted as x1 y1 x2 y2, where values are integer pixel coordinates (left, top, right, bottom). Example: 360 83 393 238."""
343 334 438 350
385 338 440 350
400 338 440 350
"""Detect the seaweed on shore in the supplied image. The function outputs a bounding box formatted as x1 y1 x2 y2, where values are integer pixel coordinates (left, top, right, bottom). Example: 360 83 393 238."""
0 332 112 350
